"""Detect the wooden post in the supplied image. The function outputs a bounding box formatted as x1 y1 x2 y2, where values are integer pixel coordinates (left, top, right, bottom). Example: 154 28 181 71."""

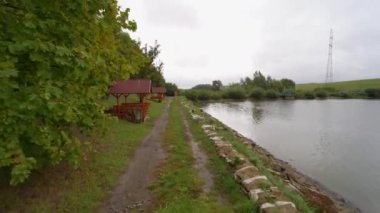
113 94 120 105
124 94 129 103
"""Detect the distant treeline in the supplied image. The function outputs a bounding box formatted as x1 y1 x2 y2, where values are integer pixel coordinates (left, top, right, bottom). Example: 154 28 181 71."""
183 71 380 101
183 71 296 101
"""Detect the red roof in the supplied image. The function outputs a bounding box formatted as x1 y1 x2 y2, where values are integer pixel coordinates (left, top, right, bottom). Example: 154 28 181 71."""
108 79 152 94
151 87 167 94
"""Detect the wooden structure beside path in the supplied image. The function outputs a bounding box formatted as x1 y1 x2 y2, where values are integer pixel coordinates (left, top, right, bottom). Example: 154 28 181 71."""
150 87 167 102
108 79 151 122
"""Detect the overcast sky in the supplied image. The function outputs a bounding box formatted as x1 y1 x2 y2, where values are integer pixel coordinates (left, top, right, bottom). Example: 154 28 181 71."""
119 0 380 88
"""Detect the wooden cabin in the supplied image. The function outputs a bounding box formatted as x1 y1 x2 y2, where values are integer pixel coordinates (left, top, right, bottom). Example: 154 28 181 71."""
108 79 152 123
150 87 167 102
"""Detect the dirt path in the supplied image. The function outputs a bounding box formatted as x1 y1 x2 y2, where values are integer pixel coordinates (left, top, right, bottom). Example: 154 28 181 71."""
99 100 171 213
182 111 215 195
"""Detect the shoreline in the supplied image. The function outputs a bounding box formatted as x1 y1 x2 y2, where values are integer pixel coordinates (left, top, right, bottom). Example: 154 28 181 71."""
200 109 360 213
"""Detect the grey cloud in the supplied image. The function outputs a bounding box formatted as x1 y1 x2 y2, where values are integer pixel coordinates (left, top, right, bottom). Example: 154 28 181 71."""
176 56 208 68
143 0 199 28
122 0 380 88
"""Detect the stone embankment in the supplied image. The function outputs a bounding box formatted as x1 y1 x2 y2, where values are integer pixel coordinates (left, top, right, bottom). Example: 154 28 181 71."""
201 123 298 213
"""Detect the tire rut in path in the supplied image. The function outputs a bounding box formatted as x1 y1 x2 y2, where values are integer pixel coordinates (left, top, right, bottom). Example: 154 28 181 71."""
182 111 215 195
99 100 171 213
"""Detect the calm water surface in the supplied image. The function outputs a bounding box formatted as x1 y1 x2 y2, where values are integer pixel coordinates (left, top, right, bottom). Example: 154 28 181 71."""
202 100 380 213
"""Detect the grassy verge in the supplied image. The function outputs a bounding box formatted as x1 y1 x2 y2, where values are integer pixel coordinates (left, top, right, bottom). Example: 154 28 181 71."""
183 98 315 213
0 100 166 212
152 99 231 213
184 103 258 212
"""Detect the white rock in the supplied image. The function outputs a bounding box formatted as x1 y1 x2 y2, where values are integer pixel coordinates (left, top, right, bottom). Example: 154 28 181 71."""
242 175 268 185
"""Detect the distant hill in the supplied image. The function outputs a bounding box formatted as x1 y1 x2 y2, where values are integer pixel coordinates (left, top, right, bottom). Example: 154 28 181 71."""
296 78 380 91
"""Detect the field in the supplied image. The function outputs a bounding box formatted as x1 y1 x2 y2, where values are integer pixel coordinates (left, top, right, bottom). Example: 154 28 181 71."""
296 78 380 91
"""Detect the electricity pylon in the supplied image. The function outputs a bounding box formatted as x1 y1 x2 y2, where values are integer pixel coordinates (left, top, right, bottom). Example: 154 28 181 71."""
325 29 333 84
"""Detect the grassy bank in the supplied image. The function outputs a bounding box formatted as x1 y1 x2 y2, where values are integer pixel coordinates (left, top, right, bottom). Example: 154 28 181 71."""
152 99 232 212
297 78 380 91
183 99 315 213
295 78 380 99
185 104 257 212
0 100 166 212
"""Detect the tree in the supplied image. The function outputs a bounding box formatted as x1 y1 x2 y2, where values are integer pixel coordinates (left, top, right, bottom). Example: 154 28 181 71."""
165 82 178 96
271 79 284 92
280 78 296 90
131 41 165 86
0 0 140 185
252 71 267 88
191 84 213 90
212 80 223 90
116 32 147 78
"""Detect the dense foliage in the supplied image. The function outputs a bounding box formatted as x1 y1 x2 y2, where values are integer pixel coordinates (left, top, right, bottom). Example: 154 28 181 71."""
164 82 178 96
364 88 380 98
240 71 295 91
0 0 147 184
131 42 165 86
250 88 264 99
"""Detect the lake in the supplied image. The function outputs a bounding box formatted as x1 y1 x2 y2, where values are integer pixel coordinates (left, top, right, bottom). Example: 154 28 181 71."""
202 99 380 213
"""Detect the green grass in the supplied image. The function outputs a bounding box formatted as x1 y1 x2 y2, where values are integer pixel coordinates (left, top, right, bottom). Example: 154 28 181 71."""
183 98 315 213
297 78 380 91
152 99 231 213
184 102 257 212
0 99 167 213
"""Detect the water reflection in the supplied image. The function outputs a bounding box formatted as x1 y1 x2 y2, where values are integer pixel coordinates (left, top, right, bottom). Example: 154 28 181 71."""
202 100 380 213
252 105 264 124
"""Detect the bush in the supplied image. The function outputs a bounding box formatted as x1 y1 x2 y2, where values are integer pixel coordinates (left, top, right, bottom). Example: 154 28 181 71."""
165 82 178 96
339 92 352 99
209 92 222 100
280 90 295 99
329 92 340 97
315 90 328 99
197 91 210 101
304 91 315 99
225 88 246 100
185 91 197 101
364 88 380 98
184 90 223 101
250 88 264 99
221 92 229 99
265 89 278 99
294 91 304 99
